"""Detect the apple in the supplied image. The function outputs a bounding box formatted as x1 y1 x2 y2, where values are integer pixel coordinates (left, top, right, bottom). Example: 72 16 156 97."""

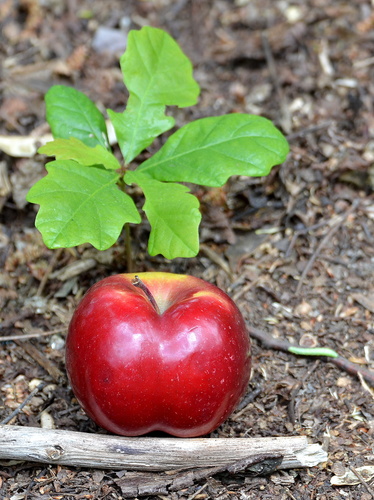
65 272 251 437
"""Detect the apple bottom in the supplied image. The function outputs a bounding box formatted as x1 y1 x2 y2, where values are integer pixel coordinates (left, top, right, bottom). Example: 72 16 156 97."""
78 351 249 437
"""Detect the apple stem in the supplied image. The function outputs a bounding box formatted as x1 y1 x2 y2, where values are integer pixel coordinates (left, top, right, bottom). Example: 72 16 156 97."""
132 276 160 315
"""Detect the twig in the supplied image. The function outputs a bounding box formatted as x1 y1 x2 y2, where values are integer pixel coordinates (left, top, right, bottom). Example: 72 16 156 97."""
14 339 64 382
288 361 320 424
37 248 63 296
331 357 374 386
24 467 49 500
286 121 334 141
261 32 281 95
0 309 35 330
248 326 374 386
118 454 283 497
0 328 67 342
232 279 259 302
349 466 374 497
0 382 46 425
165 0 190 21
296 224 341 294
0 425 327 470
285 219 336 258
199 243 234 280
231 388 263 421
296 201 359 294
357 373 374 399
262 31 291 133
187 482 208 500
248 326 291 352
235 386 262 412
287 491 299 500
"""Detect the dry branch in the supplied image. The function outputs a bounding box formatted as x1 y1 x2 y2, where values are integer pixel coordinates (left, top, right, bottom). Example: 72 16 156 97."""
0 425 327 471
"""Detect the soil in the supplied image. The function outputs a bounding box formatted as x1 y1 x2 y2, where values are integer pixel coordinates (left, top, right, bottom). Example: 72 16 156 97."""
1 0 374 499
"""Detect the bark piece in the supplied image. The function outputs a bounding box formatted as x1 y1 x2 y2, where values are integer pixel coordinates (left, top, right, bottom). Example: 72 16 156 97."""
13 340 64 382
0 425 327 471
116 454 283 497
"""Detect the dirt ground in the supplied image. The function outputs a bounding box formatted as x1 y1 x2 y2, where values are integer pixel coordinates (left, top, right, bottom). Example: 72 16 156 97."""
1 0 374 498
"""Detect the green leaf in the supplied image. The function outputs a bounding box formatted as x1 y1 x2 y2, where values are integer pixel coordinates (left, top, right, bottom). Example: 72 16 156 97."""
125 171 201 259
288 346 339 358
108 105 174 165
26 160 141 250
122 27 200 106
38 138 120 170
45 85 110 149
109 26 200 164
137 114 290 187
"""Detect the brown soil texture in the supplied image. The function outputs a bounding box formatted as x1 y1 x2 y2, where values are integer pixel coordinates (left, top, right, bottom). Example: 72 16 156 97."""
1 1 374 499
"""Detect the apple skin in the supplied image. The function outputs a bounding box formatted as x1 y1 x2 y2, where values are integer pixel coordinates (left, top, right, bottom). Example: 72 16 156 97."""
65 272 251 437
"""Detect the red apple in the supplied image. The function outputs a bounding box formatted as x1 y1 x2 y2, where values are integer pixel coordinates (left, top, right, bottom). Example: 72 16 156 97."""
65 272 251 437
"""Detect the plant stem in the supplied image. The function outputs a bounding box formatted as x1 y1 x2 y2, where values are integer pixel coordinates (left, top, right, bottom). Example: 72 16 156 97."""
124 223 133 272
132 276 160 315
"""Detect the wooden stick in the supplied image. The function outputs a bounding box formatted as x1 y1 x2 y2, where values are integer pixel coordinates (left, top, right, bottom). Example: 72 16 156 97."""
0 383 45 425
0 425 327 471
13 339 64 383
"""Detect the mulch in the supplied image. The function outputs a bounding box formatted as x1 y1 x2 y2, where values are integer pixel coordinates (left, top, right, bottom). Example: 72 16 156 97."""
1 0 374 498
